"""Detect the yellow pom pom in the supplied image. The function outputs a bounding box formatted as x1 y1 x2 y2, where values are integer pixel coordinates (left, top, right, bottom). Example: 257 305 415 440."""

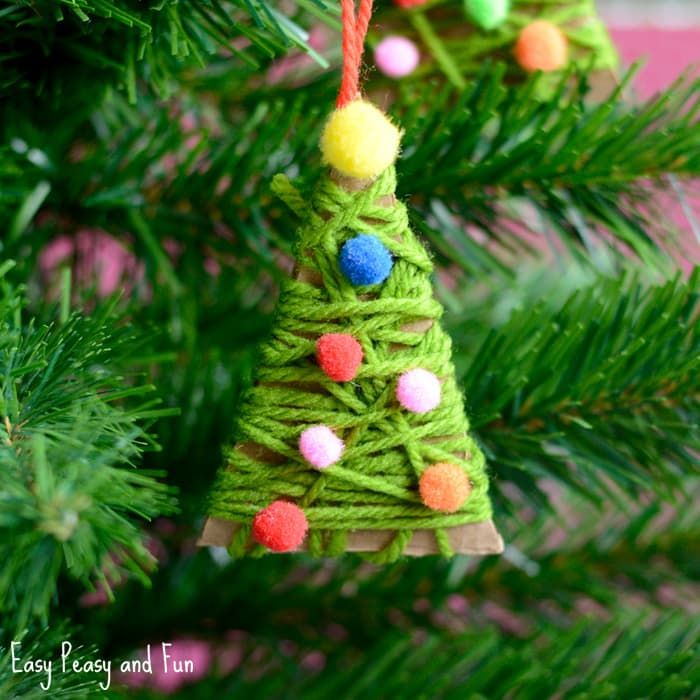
320 100 401 180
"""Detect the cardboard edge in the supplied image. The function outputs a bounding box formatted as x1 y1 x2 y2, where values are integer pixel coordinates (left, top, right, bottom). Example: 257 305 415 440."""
198 516 503 555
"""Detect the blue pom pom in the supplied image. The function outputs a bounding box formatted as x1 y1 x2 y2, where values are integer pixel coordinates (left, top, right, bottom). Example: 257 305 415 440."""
338 234 393 286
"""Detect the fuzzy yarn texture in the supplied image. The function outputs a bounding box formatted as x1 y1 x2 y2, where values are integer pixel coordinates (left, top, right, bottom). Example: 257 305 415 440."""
339 234 394 286
252 500 308 551
419 463 471 513
320 100 401 179
465 0 510 30
396 368 441 414
299 425 345 469
515 20 568 72
374 36 420 78
316 333 364 381
208 166 493 561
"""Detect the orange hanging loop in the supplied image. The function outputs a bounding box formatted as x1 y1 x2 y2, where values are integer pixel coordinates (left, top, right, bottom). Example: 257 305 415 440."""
337 0 374 107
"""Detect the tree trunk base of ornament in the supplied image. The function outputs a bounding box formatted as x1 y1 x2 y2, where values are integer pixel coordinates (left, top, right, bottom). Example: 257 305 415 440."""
198 516 503 556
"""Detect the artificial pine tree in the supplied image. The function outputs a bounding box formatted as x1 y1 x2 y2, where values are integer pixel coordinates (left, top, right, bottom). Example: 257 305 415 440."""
1 0 699 697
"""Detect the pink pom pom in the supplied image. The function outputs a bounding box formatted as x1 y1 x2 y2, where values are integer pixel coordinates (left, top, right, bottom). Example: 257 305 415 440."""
374 36 420 79
396 368 441 414
299 425 344 469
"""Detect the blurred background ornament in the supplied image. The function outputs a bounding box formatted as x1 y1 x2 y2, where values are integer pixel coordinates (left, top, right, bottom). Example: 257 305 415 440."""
464 0 511 31
39 229 147 300
514 20 569 72
374 35 420 78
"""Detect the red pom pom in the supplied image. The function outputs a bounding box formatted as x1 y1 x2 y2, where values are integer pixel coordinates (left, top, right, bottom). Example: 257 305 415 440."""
316 333 364 382
393 0 428 7
252 501 308 552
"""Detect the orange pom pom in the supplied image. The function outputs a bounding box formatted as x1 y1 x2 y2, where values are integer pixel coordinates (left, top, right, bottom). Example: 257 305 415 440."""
514 20 568 73
419 463 471 513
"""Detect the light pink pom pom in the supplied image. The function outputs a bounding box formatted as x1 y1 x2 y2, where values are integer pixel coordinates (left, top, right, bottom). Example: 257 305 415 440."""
374 36 420 79
299 425 344 469
396 368 441 414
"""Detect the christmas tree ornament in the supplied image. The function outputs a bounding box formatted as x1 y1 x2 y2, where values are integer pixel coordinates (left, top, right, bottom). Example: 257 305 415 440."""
374 35 420 78
464 0 510 31
199 0 503 560
514 20 569 73
398 1 613 88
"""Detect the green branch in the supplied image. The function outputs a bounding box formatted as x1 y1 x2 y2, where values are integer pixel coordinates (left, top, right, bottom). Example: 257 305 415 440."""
450 268 700 507
0 270 177 628
4 68 699 285
0 0 337 106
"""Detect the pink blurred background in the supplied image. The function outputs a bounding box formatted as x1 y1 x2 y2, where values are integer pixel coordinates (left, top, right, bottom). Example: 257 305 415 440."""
610 27 699 98
606 9 700 267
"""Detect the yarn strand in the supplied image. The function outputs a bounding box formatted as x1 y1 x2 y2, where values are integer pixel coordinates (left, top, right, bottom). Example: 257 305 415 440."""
337 0 374 107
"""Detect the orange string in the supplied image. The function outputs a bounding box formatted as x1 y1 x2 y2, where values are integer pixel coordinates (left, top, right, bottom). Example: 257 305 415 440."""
337 0 374 108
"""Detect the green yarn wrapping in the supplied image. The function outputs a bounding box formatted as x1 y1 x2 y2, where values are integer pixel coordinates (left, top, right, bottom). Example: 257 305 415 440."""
207 166 493 561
